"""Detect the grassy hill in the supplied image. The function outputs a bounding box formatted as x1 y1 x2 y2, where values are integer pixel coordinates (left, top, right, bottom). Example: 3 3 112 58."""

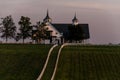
0 44 52 80
55 45 120 80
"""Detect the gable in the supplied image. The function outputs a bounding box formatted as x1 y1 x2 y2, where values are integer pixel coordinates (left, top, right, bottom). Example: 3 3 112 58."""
45 24 62 37
52 24 70 39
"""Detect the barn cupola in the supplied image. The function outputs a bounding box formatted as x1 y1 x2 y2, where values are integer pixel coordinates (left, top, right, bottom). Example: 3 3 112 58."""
72 13 79 26
43 9 52 23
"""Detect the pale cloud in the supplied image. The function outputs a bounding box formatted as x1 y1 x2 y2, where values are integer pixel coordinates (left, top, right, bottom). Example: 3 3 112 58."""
52 1 120 11
0 0 120 11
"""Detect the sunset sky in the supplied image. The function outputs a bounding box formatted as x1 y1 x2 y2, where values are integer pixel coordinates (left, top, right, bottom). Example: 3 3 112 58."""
0 0 120 44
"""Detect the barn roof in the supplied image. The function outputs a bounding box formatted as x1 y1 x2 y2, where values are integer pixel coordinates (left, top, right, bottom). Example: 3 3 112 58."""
52 23 90 39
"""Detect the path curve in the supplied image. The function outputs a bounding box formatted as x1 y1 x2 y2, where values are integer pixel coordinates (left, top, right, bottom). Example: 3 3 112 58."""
37 44 58 80
51 43 82 80
51 43 74 80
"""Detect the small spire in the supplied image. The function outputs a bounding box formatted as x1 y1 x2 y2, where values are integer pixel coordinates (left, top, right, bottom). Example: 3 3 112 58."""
72 12 79 25
46 9 49 18
74 12 77 19
43 9 52 23
73 12 78 21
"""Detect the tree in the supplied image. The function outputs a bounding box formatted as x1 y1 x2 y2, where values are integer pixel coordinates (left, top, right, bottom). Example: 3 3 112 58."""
0 15 16 43
18 16 32 43
32 22 49 43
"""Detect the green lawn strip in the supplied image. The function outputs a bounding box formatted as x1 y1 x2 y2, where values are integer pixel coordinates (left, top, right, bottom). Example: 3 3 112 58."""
54 45 120 80
54 46 72 80
0 44 52 80
41 46 60 80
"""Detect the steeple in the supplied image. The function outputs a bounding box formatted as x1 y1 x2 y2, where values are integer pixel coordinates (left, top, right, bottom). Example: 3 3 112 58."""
46 9 50 19
43 9 52 23
72 13 79 25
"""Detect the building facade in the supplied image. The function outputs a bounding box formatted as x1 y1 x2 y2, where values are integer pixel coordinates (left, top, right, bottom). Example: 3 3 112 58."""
33 10 90 44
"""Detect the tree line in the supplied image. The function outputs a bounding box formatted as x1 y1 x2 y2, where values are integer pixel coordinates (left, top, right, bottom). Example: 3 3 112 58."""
0 15 88 44
0 15 48 43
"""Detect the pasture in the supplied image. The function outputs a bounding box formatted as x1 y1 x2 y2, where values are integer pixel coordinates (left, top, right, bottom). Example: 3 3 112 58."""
55 45 120 80
41 46 60 80
1 44 120 80
0 44 52 80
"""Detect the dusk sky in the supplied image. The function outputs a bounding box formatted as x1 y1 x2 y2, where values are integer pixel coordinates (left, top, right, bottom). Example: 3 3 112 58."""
0 0 120 44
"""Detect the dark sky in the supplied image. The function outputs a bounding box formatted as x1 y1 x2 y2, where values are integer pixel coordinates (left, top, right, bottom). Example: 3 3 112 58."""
0 0 120 44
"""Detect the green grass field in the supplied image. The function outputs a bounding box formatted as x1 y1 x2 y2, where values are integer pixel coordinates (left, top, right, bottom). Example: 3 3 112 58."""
1 44 120 80
0 44 52 80
41 46 60 80
55 45 120 80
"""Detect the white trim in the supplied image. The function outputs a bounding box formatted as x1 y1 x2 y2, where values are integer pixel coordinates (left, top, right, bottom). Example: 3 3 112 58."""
45 23 62 37
48 23 62 37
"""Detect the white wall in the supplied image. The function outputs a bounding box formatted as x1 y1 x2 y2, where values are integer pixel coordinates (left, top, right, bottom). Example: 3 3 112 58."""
45 24 62 38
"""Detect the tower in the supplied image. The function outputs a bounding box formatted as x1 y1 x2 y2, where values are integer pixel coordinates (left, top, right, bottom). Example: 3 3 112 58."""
72 13 79 25
43 9 52 23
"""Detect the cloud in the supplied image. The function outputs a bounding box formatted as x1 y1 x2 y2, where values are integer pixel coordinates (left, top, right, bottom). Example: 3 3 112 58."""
53 1 120 11
43 0 120 13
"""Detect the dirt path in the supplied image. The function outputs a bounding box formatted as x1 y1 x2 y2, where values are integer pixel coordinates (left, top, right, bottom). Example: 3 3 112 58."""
37 44 58 80
37 43 80 80
51 43 70 80
51 43 81 80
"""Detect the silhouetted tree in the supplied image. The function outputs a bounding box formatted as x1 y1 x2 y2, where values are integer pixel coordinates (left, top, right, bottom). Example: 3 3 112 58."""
32 22 49 43
0 15 16 43
18 16 32 43
14 33 21 42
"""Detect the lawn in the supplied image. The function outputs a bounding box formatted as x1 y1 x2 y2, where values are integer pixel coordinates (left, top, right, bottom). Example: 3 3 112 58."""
41 46 60 80
0 44 52 80
54 45 120 80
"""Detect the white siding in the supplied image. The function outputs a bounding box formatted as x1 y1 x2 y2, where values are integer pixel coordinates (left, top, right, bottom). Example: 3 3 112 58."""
45 24 62 37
